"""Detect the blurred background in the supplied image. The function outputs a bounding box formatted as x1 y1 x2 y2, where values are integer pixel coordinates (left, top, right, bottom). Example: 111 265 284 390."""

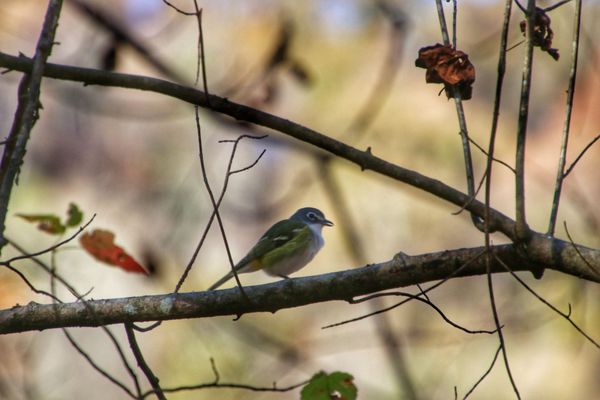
1 0 600 398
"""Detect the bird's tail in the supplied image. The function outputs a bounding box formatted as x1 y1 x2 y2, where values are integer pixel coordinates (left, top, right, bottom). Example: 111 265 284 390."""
207 271 235 291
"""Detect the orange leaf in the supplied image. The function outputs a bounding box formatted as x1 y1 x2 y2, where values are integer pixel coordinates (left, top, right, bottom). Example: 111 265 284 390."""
80 229 148 275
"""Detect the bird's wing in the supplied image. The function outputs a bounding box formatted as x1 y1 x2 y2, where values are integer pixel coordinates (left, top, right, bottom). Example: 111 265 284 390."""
236 219 308 271
208 220 307 290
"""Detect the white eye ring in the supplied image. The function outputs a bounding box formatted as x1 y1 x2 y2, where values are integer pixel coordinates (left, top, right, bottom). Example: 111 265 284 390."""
307 212 317 221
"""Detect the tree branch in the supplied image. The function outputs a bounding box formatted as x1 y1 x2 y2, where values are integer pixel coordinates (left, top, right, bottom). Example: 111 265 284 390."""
0 51 525 240
0 0 63 251
1 243 598 335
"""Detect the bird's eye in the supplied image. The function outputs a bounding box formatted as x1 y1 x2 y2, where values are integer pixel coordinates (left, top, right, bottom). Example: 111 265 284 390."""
307 212 317 221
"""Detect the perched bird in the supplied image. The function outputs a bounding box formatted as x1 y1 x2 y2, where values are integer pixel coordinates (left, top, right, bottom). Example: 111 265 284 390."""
208 207 333 290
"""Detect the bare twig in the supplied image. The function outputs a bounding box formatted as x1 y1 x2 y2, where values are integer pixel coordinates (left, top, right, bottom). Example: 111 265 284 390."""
1 263 62 303
161 0 198 16
42 235 143 397
462 345 502 399
544 0 572 12
139 353 308 398
141 379 308 399
3 215 95 264
173 8 267 296
63 329 136 398
174 134 267 292
468 137 516 174
194 3 210 106
350 290 497 335
124 323 166 400
451 165 487 216
563 221 600 276
482 3 520 396
322 250 485 329
548 0 583 235
485 252 520 399
103 326 142 397
563 133 600 178
496 254 599 349
514 0 536 242
434 0 482 231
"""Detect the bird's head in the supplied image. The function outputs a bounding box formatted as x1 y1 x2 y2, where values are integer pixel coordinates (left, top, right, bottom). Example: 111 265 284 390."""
291 207 334 230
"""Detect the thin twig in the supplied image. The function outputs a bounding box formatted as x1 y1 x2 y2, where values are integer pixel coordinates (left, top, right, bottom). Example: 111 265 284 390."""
193 3 211 106
544 0 572 12
3 215 95 263
485 252 520 399
349 290 497 335
44 235 143 397
563 221 600 276
161 0 198 16
141 379 308 399
462 345 502 399
496 254 600 349
322 250 486 329
451 165 487 216
468 137 516 174
63 329 136 398
103 326 142 397
124 323 166 400
191 3 244 298
547 0 582 235
1 263 62 302
563 133 600 178
483 5 519 396
173 134 266 293
173 8 266 297
174 136 266 291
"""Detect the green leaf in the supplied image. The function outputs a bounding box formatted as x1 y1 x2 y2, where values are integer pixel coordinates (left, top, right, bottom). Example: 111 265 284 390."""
65 203 83 227
17 214 66 235
301 371 357 400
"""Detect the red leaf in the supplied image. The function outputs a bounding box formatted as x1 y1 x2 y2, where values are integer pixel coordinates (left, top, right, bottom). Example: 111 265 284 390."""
80 229 148 275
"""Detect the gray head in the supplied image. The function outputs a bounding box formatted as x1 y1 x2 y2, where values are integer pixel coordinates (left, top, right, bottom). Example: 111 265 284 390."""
290 207 334 227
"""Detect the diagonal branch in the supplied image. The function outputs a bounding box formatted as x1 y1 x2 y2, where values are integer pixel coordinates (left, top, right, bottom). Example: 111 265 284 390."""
1 52 600 278
0 51 518 239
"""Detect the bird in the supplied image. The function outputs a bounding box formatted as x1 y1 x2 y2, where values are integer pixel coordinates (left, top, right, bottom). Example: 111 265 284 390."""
208 207 333 290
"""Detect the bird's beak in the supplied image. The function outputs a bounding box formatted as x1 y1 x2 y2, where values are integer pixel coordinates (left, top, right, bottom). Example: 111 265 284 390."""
321 218 334 227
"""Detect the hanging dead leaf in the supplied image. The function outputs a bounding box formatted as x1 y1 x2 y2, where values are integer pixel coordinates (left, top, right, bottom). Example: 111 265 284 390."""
80 229 148 275
415 43 475 100
520 7 559 61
